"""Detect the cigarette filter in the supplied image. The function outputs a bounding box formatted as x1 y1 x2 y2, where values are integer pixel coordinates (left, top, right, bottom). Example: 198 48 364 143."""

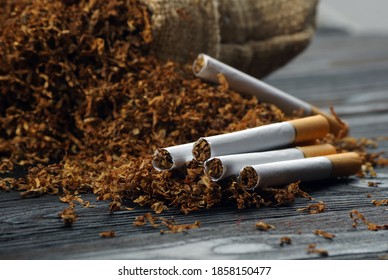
192 115 329 162
152 142 194 171
193 53 348 136
239 152 362 189
204 144 337 181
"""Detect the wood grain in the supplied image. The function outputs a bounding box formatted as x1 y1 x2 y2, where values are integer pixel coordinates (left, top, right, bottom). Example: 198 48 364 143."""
1 35 388 260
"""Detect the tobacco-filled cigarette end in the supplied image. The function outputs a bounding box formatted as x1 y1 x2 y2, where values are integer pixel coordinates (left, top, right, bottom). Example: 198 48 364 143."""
239 166 258 190
297 144 337 158
289 115 330 143
327 152 362 177
152 148 174 171
193 53 206 75
192 138 211 162
311 107 349 137
204 158 223 180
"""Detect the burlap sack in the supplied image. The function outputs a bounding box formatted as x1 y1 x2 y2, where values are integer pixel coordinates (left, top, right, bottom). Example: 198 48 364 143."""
144 0 318 78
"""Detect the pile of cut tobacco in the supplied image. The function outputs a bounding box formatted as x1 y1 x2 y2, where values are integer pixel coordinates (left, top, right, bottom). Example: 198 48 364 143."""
0 0 386 217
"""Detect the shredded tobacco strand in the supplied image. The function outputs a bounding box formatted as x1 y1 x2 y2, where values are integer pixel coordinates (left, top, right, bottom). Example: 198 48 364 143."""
99 231 116 238
314 229 335 239
133 213 200 233
58 202 77 227
297 201 326 214
279 236 292 246
372 199 388 206
255 220 275 231
306 244 329 257
350 209 388 231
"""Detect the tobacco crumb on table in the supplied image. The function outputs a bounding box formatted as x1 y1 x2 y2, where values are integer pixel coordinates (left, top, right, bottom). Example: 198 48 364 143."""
255 221 275 231
99 231 116 238
306 244 329 257
314 229 336 240
297 201 326 214
350 209 388 231
279 236 292 246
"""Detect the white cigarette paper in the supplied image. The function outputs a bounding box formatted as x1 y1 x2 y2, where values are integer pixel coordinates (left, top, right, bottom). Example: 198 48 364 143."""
204 144 337 181
240 152 362 189
193 115 329 161
193 53 348 136
152 142 193 171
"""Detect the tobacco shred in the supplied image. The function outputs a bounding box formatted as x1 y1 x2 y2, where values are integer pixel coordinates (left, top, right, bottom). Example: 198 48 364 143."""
279 236 292 246
266 181 312 206
350 209 388 231
306 244 329 257
58 202 77 227
314 229 335 239
99 230 116 238
255 220 275 231
372 199 388 206
133 213 200 233
0 0 387 225
297 201 326 214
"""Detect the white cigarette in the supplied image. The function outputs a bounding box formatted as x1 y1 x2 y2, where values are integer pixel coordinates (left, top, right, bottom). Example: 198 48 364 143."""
193 53 348 136
152 143 194 171
192 115 330 162
204 144 337 181
239 152 362 190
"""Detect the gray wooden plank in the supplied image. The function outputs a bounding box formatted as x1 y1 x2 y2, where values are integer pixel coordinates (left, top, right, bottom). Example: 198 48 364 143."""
1 170 387 259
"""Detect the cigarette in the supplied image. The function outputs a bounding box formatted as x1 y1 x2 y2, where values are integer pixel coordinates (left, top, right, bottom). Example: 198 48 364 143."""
193 53 348 137
204 144 337 181
239 152 362 190
152 142 194 171
192 115 330 162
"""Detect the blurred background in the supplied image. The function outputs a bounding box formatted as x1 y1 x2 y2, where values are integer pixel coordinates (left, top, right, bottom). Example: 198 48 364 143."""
318 0 388 35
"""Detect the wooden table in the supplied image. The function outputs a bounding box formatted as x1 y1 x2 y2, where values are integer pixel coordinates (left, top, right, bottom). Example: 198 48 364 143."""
1 34 387 260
